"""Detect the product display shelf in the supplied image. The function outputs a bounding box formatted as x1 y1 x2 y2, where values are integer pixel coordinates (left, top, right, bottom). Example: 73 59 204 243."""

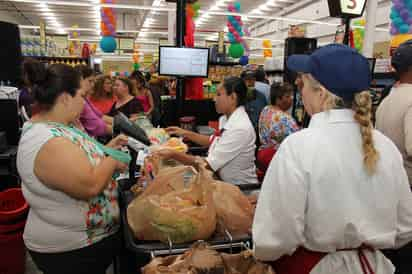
264 69 284 74
31 56 90 66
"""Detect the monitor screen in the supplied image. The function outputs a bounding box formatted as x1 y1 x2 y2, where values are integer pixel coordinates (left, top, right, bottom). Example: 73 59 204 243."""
159 46 209 77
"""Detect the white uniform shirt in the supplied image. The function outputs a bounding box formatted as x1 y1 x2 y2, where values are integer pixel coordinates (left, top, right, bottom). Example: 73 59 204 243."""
253 109 412 274
206 106 258 185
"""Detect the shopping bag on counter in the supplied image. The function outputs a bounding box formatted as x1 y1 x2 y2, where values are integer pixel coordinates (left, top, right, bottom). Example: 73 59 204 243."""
211 182 254 236
127 165 217 244
142 242 276 274
221 251 277 274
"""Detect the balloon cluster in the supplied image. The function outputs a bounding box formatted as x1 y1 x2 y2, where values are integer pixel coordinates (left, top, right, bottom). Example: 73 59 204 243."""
227 2 249 59
390 0 412 35
132 44 140 71
352 19 366 52
186 1 200 18
100 0 117 53
262 40 272 58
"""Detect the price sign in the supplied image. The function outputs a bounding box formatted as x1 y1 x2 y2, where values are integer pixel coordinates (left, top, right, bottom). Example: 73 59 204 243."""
341 0 366 16
328 0 367 18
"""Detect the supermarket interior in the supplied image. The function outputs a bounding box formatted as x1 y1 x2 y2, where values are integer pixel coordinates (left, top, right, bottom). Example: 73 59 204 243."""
2 0 412 273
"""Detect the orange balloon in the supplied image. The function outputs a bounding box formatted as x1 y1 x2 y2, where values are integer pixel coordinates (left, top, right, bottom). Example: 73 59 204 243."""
186 5 195 18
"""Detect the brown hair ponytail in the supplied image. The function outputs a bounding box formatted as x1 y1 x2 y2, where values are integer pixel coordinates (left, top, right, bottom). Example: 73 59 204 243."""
353 91 379 175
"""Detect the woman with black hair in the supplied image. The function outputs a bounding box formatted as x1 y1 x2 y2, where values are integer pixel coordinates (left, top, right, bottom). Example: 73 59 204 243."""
129 70 154 117
155 77 258 185
257 82 299 172
19 57 44 117
17 64 129 274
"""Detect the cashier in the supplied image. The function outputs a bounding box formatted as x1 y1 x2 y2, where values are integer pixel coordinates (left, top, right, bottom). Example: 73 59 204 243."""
252 44 412 274
155 77 258 185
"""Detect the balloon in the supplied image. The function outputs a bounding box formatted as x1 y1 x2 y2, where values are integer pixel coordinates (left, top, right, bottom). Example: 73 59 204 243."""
234 1 241 11
390 9 399 20
239 55 248 65
408 18 412 24
192 2 200 11
100 36 117 53
400 24 410 34
228 15 234 22
186 5 195 17
391 25 399 35
133 63 140 70
228 3 235 12
229 43 244 58
394 2 403 10
400 9 409 20
393 16 404 27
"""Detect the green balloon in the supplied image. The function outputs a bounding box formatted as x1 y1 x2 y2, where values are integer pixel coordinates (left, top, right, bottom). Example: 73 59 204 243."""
192 2 200 11
229 43 244 59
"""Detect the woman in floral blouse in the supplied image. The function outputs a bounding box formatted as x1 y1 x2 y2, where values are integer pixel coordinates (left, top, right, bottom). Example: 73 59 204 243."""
257 83 299 171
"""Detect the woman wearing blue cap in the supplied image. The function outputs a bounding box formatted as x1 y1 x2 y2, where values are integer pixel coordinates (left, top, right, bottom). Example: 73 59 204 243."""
252 44 412 274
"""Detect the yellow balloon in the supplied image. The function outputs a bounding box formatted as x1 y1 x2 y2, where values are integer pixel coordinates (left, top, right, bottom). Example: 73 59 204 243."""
359 19 366 26
391 34 412 48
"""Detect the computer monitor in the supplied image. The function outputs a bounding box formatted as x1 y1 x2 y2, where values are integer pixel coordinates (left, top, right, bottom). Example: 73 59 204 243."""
158 46 210 78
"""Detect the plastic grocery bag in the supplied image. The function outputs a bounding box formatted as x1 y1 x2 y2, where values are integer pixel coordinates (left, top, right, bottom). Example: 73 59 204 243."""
142 242 276 274
127 165 217 243
211 182 254 236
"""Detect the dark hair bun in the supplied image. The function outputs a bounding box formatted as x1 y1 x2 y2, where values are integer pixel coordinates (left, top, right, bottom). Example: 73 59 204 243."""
22 58 47 86
31 64 81 110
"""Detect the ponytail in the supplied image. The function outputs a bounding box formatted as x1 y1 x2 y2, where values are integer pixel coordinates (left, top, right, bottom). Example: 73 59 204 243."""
303 74 379 175
353 91 379 175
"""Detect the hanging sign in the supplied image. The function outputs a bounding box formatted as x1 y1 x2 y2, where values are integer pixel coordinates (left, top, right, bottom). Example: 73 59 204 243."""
218 31 225 54
328 0 367 18
40 21 46 51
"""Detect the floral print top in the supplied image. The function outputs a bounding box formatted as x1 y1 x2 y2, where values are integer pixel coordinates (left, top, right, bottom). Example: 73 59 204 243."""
258 106 300 150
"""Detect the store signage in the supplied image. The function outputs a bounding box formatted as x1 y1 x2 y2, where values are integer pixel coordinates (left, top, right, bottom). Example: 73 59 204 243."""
328 0 367 18
218 31 225 54
119 38 134 50
39 21 46 51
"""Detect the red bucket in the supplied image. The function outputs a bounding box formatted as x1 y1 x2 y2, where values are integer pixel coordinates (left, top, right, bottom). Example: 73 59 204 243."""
0 230 26 274
0 218 26 234
0 188 29 224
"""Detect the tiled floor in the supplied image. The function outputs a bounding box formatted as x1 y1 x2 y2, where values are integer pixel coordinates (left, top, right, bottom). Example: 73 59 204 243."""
25 251 114 274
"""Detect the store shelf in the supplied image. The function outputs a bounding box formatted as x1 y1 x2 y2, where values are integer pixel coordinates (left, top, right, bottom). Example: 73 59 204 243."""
209 61 241 66
373 72 395 80
265 69 284 74
29 56 90 65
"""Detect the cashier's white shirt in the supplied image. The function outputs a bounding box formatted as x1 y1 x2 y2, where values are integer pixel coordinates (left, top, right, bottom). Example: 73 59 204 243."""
206 106 258 185
253 109 412 274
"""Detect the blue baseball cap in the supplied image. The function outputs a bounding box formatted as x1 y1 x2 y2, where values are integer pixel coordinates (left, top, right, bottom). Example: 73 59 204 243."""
287 44 371 100
392 39 412 73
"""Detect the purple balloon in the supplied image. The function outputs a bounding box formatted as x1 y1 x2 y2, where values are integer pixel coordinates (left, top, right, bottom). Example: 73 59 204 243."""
407 18 412 24
395 1 405 10
391 24 399 35
107 24 115 35
400 9 409 20
102 16 109 25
